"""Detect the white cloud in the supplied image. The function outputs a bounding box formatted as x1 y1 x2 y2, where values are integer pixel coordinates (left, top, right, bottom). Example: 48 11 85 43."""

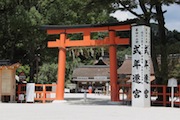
110 10 136 21
165 21 180 31
164 4 180 31
110 4 180 31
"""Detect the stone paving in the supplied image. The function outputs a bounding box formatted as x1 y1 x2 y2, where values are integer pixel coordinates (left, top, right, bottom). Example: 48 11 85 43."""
0 93 180 120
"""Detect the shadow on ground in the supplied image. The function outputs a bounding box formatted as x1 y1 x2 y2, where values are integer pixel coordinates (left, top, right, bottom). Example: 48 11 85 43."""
65 97 130 106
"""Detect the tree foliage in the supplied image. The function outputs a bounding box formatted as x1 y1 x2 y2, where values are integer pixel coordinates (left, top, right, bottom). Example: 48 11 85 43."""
1 0 179 84
86 0 180 84
0 0 114 83
37 63 58 84
16 65 30 82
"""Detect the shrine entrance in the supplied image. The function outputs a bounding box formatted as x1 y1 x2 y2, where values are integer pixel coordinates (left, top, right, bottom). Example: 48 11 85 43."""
42 19 137 102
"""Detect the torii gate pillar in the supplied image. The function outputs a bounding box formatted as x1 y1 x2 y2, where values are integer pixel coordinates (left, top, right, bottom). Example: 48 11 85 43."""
56 33 66 101
109 30 119 102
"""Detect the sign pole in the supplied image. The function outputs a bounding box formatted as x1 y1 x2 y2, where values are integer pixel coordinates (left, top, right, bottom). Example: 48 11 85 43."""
168 77 177 108
171 86 174 108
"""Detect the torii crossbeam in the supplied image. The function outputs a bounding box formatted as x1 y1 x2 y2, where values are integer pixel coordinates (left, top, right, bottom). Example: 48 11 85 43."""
42 19 136 102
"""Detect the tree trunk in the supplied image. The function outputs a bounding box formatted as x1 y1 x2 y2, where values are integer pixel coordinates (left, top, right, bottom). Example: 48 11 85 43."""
29 42 35 83
155 2 169 105
151 30 160 81
155 2 168 85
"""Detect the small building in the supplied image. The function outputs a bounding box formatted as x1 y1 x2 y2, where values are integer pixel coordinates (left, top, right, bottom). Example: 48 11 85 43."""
72 55 155 93
72 65 110 93
0 60 20 102
117 56 155 84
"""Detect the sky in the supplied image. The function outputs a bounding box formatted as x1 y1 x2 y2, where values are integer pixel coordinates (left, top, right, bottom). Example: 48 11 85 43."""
110 4 180 32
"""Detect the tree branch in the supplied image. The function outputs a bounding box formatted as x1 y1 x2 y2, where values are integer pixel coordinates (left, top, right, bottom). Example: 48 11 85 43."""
139 0 147 14
118 0 142 19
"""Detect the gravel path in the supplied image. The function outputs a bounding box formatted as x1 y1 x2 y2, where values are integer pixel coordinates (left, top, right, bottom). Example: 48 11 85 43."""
0 93 180 120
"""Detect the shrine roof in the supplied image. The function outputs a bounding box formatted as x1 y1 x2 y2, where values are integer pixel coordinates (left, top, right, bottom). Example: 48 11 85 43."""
0 60 20 69
41 19 137 30
72 65 110 81
0 60 11 66
117 58 154 75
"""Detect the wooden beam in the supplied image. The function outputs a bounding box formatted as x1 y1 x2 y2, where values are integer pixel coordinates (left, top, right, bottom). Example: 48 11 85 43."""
48 40 60 48
46 25 131 35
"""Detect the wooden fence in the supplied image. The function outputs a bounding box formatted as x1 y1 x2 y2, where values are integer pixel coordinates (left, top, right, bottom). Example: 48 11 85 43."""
119 84 180 107
17 84 180 107
17 84 56 103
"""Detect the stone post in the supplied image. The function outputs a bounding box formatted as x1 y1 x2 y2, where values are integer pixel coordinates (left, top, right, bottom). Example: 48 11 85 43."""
131 25 151 107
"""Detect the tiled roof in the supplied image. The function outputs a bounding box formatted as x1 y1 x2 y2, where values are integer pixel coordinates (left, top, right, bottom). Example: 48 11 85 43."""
72 65 110 77
117 58 154 75
72 57 154 82
72 65 110 81
0 63 20 69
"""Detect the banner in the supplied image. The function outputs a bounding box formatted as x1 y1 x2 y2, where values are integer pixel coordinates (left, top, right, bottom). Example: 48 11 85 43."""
26 83 35 103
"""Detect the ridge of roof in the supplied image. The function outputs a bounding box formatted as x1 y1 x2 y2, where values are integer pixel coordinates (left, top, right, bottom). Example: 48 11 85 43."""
0 63 20 69
0 60 10 66
77 65 109 68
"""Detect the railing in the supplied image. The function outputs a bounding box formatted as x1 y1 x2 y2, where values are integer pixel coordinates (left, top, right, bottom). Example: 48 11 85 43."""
17 83 180 106
119 84 180 107
17 84 56 103
151 85 167 106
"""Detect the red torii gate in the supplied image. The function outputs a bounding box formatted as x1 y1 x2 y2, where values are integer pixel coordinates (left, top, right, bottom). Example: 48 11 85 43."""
42 19 136 102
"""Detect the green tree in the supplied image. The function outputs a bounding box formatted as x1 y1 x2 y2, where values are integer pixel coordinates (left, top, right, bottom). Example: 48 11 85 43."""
37 63 58 84
16 65 30 82
0 0 46 82
86 0 180 85
169 64 180 79
36 0 114 84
